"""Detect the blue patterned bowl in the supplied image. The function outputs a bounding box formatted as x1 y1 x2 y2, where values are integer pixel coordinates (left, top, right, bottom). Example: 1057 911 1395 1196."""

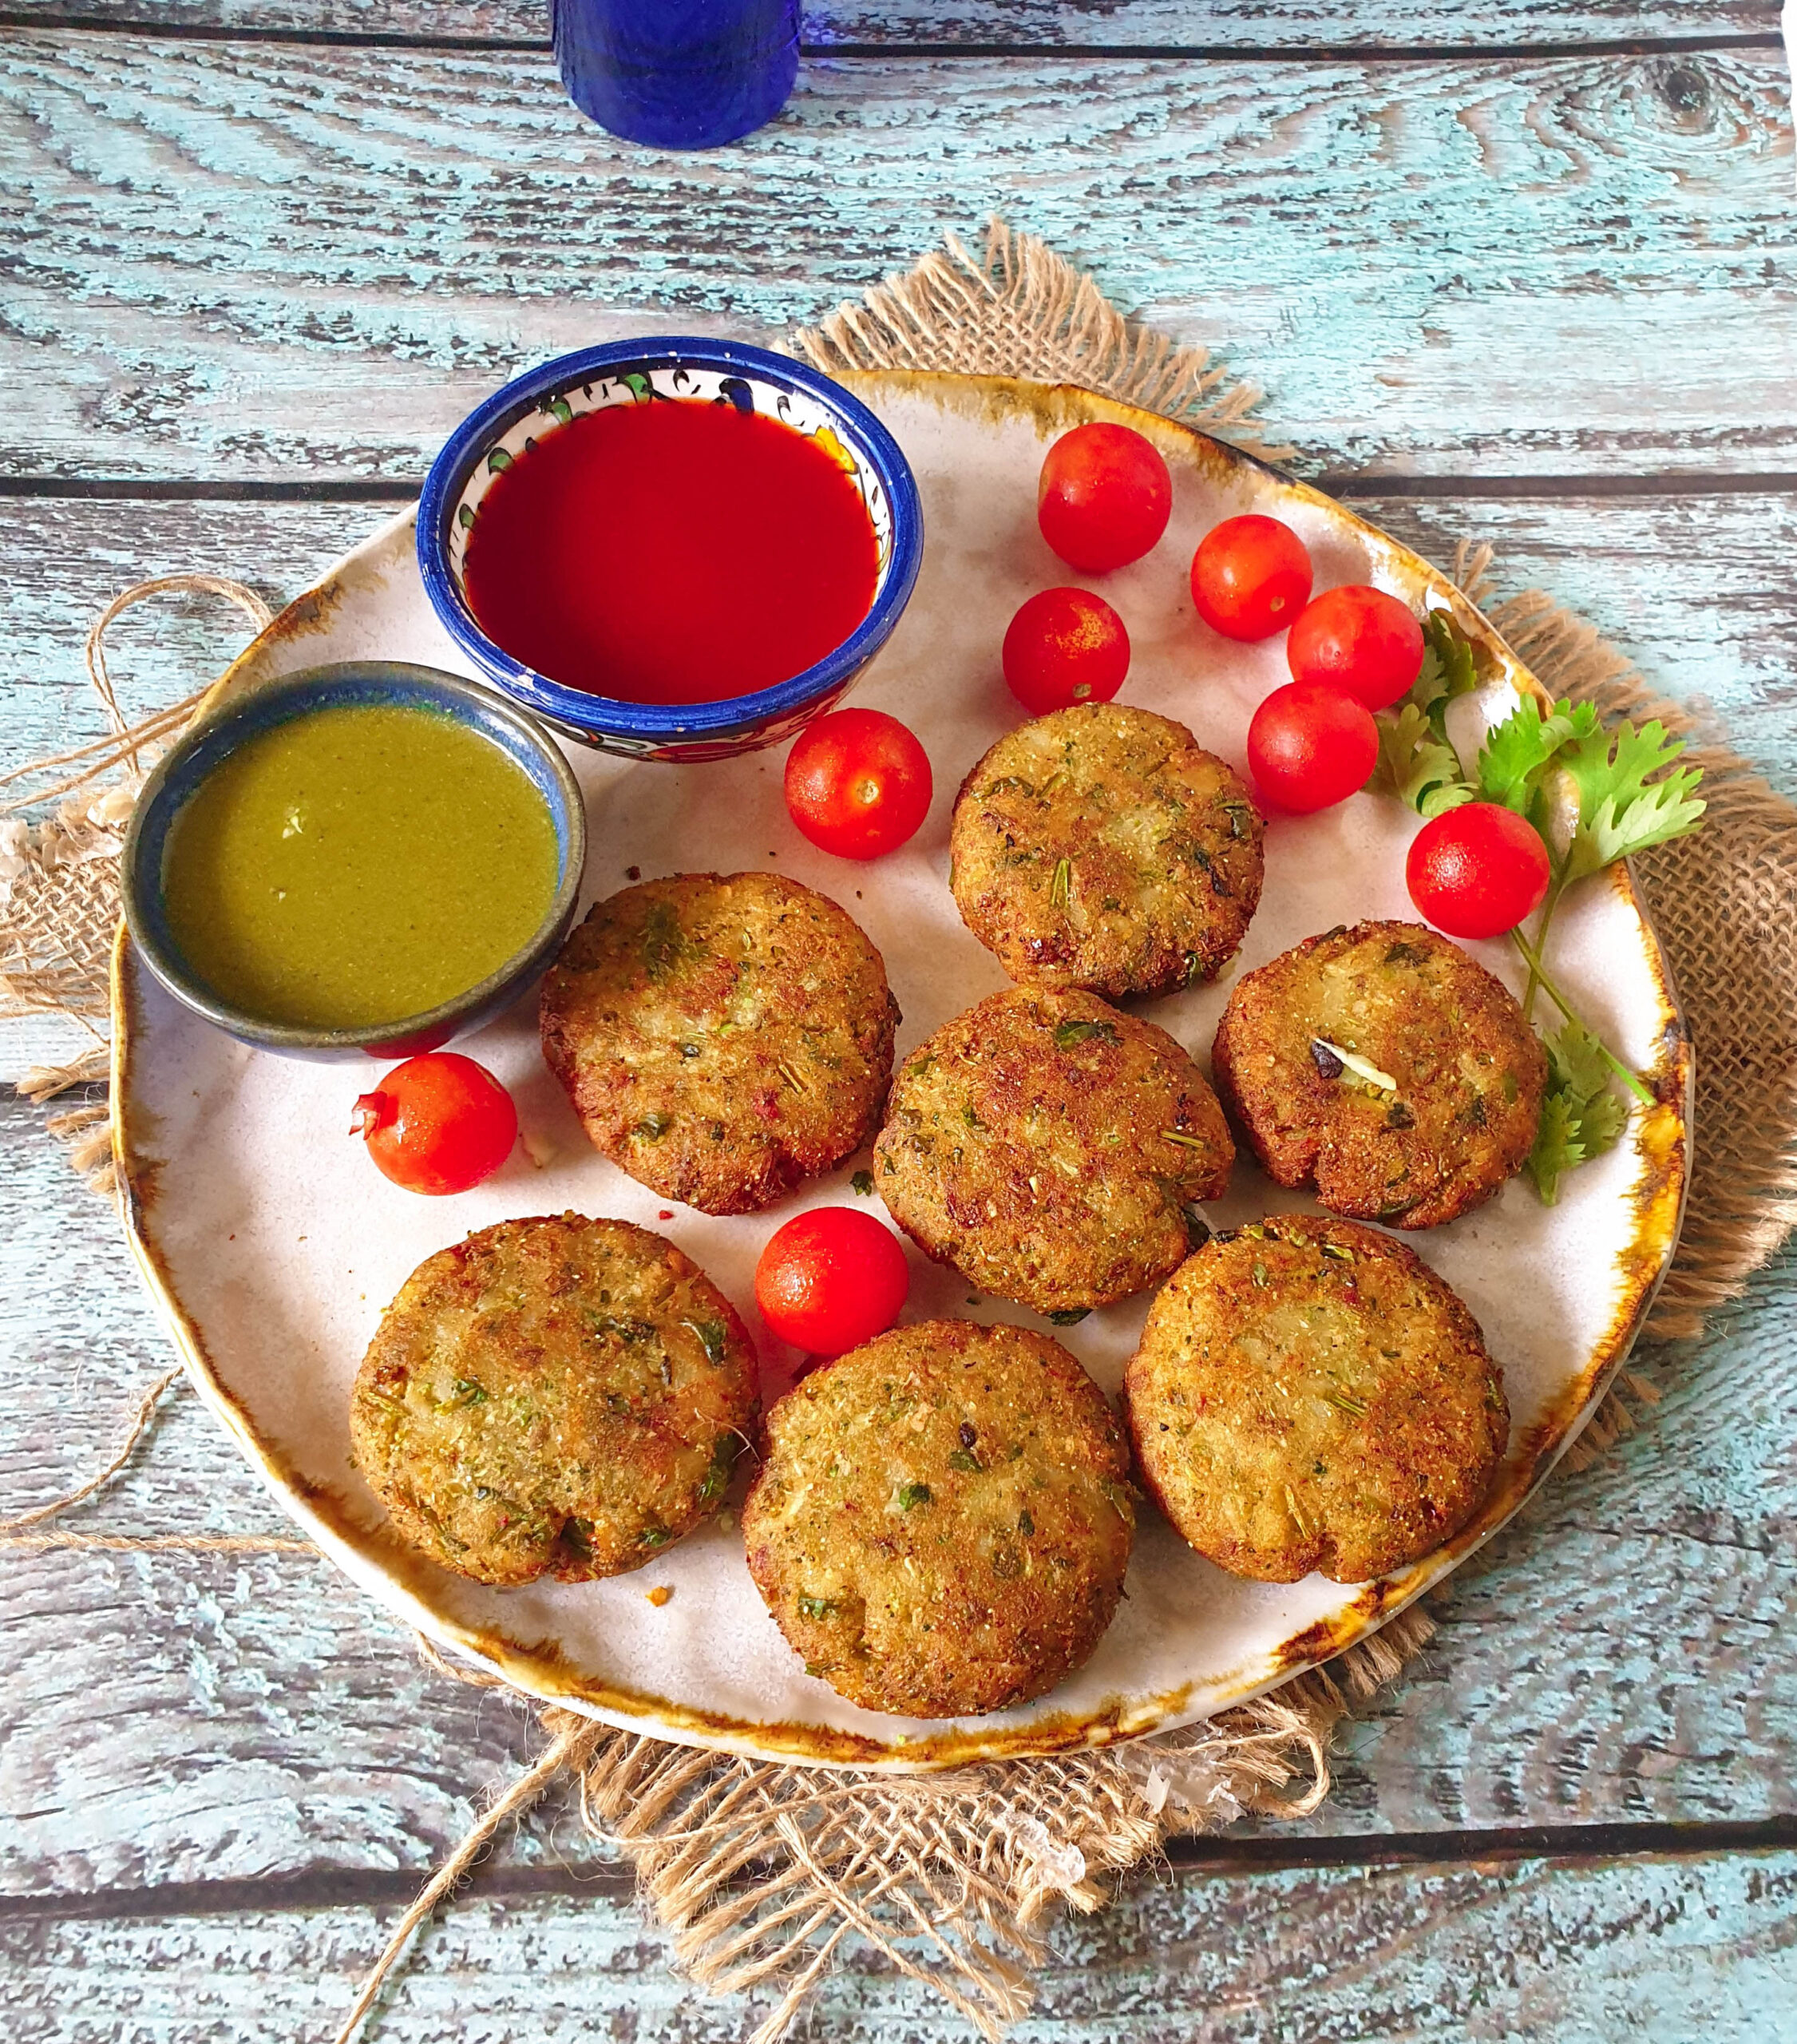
121 661 587 1060
416 339 924 759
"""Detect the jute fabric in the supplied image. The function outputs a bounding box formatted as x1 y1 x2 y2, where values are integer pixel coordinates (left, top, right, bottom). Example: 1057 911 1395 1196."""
4 219 1795 2042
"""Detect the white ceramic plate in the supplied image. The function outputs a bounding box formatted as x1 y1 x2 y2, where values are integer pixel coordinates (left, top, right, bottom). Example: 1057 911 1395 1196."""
113 373 1689 1770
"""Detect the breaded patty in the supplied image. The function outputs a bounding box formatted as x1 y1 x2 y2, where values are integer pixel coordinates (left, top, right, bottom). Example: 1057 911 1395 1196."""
874 986 1233 1315
742 1319 1134 1718
540 873 899 1215
949 703 1265 998
1124 1215 1508 1583
350 1214 758 1586
1211 921 1546 1229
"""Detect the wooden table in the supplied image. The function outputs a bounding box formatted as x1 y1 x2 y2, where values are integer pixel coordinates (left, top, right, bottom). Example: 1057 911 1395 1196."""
3 2 1795 2035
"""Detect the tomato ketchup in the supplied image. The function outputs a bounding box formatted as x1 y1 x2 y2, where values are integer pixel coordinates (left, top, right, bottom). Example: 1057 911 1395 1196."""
462 398 879 705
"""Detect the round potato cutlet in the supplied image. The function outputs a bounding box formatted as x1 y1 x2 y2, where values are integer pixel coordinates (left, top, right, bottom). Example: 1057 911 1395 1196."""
1211 921 1546 1229
349 1214 758 1586
540 873 899 1216
874 986 1233 1315
950 703 1264 999
742 1319 1134 1718
1124 1215 1508 1583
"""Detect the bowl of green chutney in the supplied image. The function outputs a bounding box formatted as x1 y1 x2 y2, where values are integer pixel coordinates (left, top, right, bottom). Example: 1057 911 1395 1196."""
122 661 587 1059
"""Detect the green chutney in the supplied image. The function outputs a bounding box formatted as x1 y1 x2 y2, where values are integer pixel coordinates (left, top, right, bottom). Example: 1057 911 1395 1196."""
162 703 560 1030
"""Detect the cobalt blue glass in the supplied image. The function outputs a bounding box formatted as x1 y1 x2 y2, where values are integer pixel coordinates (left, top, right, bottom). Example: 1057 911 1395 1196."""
552 0 799 149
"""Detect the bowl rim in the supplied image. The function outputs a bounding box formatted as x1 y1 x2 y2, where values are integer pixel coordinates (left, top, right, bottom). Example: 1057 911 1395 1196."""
415 336 925 740
120 660 588 1052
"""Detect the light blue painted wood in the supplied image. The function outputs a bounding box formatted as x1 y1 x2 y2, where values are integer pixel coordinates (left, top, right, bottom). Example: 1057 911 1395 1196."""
3 3 1796 2032
4 1856 1797 2042
0 37 1789 485
2 0 1781 41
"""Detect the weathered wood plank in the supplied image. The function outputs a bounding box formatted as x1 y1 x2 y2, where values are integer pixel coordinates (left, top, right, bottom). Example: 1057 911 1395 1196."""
4 1852 1796 2041
0 0 1779 47
2 37 1789 484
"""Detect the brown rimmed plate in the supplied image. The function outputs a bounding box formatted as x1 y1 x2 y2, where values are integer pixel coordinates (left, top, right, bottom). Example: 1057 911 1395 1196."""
113 373 1690 1770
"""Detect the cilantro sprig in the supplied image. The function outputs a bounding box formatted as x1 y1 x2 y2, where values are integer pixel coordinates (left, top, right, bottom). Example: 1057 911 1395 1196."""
1526 1021 1630 1204
1372 608 1704 1200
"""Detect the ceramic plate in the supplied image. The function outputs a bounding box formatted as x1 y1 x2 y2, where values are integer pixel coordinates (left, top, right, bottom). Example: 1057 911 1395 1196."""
113 373 1689 1770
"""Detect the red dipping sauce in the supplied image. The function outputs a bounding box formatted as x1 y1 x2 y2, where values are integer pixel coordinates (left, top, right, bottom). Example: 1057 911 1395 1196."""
461 400 881 706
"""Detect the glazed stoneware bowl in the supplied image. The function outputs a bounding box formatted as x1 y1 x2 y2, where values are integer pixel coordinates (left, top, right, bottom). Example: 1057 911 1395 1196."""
121 660 587 1060
416 337 925 759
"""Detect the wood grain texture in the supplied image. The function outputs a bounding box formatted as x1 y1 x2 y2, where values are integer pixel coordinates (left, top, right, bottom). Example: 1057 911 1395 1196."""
1 35 1790 485
0 0 1782 46
5 1853 1797 2042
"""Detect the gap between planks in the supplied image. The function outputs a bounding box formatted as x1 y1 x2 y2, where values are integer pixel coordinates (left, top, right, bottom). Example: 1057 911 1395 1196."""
6 473 1797 504
4 1818 1796 1927
0 13 1781 57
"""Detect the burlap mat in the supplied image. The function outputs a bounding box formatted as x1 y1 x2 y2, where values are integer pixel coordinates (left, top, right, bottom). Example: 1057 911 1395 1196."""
5 220 1795 2042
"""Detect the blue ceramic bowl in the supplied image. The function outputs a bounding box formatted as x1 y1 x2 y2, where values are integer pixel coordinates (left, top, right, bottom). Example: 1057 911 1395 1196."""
121 661 587 1060
415 338 924 760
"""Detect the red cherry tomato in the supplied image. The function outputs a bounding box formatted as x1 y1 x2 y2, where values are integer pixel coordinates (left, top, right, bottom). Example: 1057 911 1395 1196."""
754 1207 910 1358
1190 515 1314 641
1002 588 1130 715
1246 680 1379 814
1037 422 1173 574
785 707 933 861
351 1052 517 1196
1406 802 1552 940
1287 584 1425 711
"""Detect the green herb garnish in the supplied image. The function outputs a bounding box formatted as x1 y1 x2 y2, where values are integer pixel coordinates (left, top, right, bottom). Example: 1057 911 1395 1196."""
1054 1017 1121 1051
1370 608 1704 1198
1525 1020 1631 1204
681 1317 729 1365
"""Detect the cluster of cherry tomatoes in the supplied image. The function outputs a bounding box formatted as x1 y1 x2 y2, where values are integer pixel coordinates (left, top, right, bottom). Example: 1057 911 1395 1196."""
1006 422 1552 942
352 419 1555 1364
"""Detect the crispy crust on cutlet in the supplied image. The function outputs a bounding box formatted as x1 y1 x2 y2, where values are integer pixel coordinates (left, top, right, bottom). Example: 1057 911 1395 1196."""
1211 920 1546 1229
540 873 898 1215
949 703 1264 998
742 1319 1134 1718
350 1213 758 1585
1123 1214 1508 1584
874 985 1233 1313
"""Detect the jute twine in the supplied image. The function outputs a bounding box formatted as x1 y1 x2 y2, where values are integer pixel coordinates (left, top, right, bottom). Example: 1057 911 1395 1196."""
6 219 1796 2040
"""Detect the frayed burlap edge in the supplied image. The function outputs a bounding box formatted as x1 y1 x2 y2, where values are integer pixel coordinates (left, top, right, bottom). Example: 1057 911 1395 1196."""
6 220 1796 2044
797 217 1296 465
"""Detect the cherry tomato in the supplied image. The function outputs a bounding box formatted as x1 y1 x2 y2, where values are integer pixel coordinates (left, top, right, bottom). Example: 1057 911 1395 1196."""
1406 802 1552 940
1246 680 1379 814
754 1207 910 1358
352 1052 517 1196
1287 584 1424 711
785 707 933 861
1190 515 1314 641
1002 588 1130 715
1037 422 1173 574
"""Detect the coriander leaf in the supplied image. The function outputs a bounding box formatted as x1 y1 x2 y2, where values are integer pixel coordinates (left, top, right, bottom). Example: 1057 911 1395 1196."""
1526 1020 1630 1204
1475 696 1598 818
1525 1090 1585 1204
1414 610 1480 739
1375 702 1474 818
1546 1016 1613 1105
1559 717 1706 881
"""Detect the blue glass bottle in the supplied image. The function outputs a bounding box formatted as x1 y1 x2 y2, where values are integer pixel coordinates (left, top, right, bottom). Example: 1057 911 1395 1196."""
552 0 799 150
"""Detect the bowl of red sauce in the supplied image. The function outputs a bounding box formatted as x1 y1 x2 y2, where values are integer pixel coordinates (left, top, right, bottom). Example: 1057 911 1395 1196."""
417 339 924 759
